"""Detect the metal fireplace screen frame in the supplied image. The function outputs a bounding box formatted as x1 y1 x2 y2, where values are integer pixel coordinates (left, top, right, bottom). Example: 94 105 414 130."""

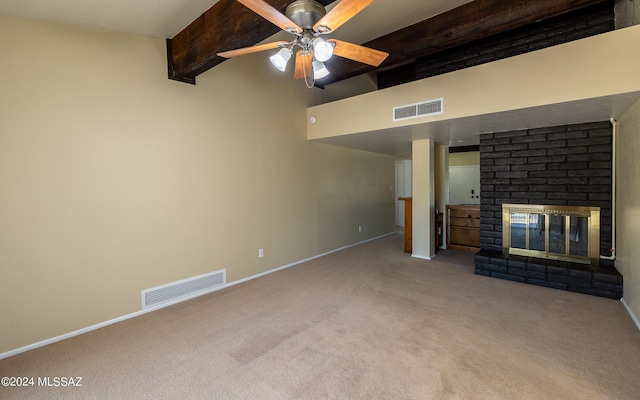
502 204 600 264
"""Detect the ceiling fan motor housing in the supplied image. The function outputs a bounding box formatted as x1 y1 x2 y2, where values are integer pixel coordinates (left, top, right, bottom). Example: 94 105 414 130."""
286 0 327 30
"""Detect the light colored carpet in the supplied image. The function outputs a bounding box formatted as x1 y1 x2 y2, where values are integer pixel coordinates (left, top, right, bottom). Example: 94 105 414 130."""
1 233 639 399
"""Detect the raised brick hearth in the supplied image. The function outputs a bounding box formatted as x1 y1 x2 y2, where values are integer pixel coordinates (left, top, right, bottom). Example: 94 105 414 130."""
474 251 622 299
474 121 623 299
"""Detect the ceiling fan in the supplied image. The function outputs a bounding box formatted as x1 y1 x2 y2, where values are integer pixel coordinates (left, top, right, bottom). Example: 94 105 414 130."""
217 0 389 85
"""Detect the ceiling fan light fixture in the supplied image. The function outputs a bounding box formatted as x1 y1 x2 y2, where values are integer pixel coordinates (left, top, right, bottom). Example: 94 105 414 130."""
312 37 333 62
312 60 329 79
270 47 292 71
223 0 389 86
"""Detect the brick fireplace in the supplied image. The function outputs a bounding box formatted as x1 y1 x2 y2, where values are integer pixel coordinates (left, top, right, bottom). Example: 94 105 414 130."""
473 121 623 299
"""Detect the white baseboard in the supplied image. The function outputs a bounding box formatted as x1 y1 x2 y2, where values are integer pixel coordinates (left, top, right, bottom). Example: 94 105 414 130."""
411 253 436 260
621 298 640 332
227 232 395 288
0 232 395 361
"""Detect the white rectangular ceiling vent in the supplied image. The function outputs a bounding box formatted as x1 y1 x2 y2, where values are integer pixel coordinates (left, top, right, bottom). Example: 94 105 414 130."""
142 269 226 309
393 98 443 122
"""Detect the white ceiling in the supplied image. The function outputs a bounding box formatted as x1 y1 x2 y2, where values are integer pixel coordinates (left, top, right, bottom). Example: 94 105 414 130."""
0 0 468 40
0 0 214 38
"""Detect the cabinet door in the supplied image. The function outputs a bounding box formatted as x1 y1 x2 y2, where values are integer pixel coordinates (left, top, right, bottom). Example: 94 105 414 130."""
449 165 480 205
450 226 481 247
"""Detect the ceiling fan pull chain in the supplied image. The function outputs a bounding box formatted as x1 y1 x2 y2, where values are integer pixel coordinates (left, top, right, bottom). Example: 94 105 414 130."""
304 55 315 89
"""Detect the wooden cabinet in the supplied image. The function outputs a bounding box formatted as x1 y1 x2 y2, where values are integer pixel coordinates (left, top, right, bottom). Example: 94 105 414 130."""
447 205 480 251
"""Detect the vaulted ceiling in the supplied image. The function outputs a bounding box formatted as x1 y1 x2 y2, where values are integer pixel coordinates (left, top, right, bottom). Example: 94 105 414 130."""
167 0 607 85
0 0 608 87
2 0 633 155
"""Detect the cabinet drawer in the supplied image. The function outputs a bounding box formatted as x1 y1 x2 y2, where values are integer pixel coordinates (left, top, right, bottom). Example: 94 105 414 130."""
450 227 480 247
449 207 480 219
450 216 480 228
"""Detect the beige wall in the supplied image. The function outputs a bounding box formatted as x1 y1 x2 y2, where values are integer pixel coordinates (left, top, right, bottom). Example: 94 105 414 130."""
449 152 479 166
307 25 640 140
0 15 395 354
617 98 640 322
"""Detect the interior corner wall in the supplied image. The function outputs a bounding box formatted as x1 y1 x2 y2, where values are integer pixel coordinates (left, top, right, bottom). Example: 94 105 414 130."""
0 14 395 354
616 97 640 322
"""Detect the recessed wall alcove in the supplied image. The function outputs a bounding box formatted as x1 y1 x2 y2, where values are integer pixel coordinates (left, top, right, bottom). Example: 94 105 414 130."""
473 121 623 299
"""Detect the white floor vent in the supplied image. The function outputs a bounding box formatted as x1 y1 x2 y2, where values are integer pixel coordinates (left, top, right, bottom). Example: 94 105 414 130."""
142 270 226 309
393 98 443 121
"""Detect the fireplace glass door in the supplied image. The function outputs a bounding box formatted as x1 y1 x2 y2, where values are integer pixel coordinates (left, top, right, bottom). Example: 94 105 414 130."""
548 215 566 255
502 205 600 264
529 214 545 252
569 216 589 258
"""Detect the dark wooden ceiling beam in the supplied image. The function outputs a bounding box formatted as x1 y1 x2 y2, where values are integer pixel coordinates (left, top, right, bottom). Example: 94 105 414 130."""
321 0 607 85
168 0 606 85
167 0 334 84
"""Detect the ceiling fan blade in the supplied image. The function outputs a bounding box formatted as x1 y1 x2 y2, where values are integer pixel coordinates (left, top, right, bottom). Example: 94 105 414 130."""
293 50 312 80
237 0 302 33
217 41 288 58
313 0 375 33
328 39 388 66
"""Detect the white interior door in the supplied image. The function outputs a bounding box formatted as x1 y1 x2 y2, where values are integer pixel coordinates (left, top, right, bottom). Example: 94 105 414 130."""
395 160 412 226
395 162 404 226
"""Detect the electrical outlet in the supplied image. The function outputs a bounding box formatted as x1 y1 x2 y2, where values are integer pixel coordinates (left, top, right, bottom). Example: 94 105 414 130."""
258 248 264 258
358 225 362 232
